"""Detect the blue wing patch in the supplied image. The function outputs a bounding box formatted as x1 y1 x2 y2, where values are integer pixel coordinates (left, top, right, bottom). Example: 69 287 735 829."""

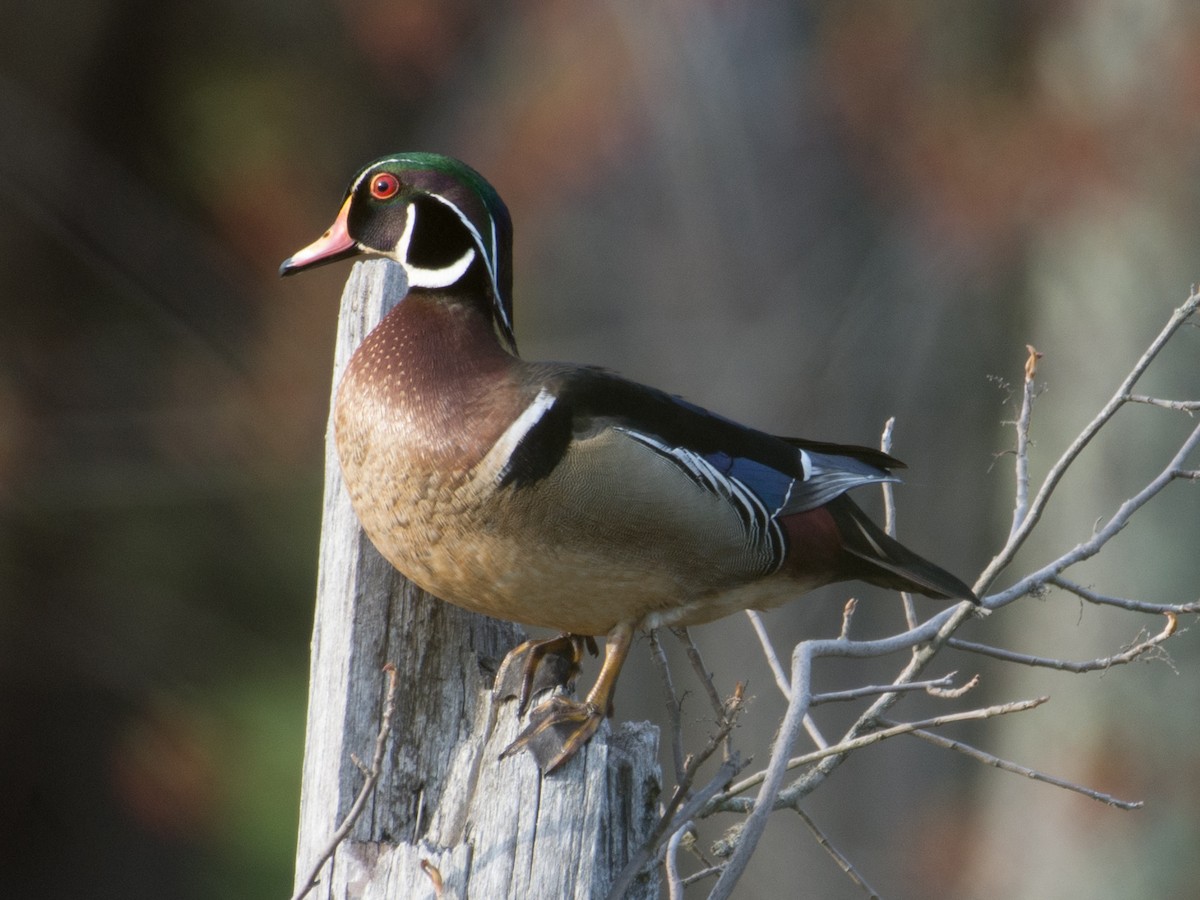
700 451 796 516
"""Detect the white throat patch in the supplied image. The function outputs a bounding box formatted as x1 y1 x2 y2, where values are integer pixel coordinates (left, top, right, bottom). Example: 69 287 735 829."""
395 202 478 289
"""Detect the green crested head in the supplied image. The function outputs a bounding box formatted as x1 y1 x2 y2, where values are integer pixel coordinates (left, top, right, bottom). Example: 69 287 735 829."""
281 153 516 352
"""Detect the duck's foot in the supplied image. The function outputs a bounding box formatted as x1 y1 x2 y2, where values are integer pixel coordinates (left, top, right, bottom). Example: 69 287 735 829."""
498 622 636 775
494 633 596 715
500 696 605 773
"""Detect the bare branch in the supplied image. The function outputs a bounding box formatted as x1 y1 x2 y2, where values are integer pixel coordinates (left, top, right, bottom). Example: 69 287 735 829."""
838 597 858 640
879 418 918 629
665 822 691 900
977 289 1200 594
1127 394 1200 412
710 697 1047 809
809 673 962 705
680 865 724 888
648 630 687 783
420 859 446 900
982 418 1200 611
671 627 728 723
1050 575 1200 615
290 664 400 900
746 606 828 751
897 724 1143 810
795 807 880 899
744 610 790 699
607 754 744 900
1008 344 1042 543
947 613 1179 673
925 672 980 699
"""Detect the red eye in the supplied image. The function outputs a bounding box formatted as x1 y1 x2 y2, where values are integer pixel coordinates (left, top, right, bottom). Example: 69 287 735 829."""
369 173 400 200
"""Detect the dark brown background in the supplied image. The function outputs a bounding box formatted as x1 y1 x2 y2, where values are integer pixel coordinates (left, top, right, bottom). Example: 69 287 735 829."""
2 2 1198 897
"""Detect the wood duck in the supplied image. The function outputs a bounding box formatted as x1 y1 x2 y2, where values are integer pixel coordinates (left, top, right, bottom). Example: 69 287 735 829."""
281 153 976 773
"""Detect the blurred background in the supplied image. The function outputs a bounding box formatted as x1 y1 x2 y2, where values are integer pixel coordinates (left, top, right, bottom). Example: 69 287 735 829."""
2 1 1198 897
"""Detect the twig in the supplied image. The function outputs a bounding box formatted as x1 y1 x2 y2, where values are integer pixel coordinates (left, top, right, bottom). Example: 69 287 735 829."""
982 418 1200 611
947 612 1178 673
671 627 728 723
977 290 1200 594
648 630 686 782
795 807 880 899
680 865 724 888
745 610 790 699
809 673 960 705
704 292 1198 897
1127 395 1200 412
1050 575 1200 615
606 754 744 900
290 664 400 900
420 859 446 900
839 597 858 640
665 821 692 900
896 724 1143 810
879 418 917 629
1008 344 1042 543
745 610 829 749
926 673 980 699
709 697 1046 809
880 417 897 535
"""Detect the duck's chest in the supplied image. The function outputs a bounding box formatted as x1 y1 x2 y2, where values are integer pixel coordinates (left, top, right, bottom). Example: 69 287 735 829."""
330 298 533 583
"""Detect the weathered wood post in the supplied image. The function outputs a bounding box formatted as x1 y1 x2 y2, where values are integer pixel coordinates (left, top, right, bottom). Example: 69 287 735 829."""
292 259 661 899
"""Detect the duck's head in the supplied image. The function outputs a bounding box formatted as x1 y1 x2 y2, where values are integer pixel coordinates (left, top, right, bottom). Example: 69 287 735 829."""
281 153 515 350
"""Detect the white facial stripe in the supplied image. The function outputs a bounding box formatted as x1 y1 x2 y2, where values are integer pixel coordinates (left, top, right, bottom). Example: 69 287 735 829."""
392 199 478 289
407 247 477 289
427 192 511 334
394 201 417 262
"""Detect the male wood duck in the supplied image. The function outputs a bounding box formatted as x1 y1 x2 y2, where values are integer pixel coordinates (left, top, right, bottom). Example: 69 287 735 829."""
281 153 976 773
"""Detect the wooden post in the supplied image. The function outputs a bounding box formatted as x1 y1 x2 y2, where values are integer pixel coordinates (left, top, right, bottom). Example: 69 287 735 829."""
292 259 661 900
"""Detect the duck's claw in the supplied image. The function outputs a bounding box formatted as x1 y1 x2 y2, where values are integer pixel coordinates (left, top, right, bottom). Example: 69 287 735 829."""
500 696 606 773
498 622 635 775
494 633 589 714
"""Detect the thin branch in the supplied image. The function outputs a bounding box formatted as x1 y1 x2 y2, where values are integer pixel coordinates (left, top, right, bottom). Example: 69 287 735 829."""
977 290 1200 594
982 418 1200 611
838 597 858 640
290 664 400 900
1051 575 1200 615
809 673 961 705
704 293 1198 897
947 612 1179 673
897 724 1143 810
879 417 917 629
795 807 880 899
746 602 834 749
665 821 691 900
1127 395 1200 412
1008 344 1042 543
745 610 790 699
648 630 686 783
880 416 897 536
680 865 724 888
420 859 446 900
709 697 1046 809
671 627 728 722
926 673 980 699
607 754 744 900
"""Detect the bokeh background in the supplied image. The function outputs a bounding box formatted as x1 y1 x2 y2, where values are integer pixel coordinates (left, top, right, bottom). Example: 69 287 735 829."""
3 1 1198 897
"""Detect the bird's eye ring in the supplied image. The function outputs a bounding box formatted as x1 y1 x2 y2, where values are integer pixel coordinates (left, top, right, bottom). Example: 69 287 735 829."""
370 173 400 200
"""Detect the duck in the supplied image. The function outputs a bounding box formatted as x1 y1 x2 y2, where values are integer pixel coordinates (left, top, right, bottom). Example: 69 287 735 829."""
280 152 976 773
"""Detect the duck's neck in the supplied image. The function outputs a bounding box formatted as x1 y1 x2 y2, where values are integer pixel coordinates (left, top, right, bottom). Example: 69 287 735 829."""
336 287 527 471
